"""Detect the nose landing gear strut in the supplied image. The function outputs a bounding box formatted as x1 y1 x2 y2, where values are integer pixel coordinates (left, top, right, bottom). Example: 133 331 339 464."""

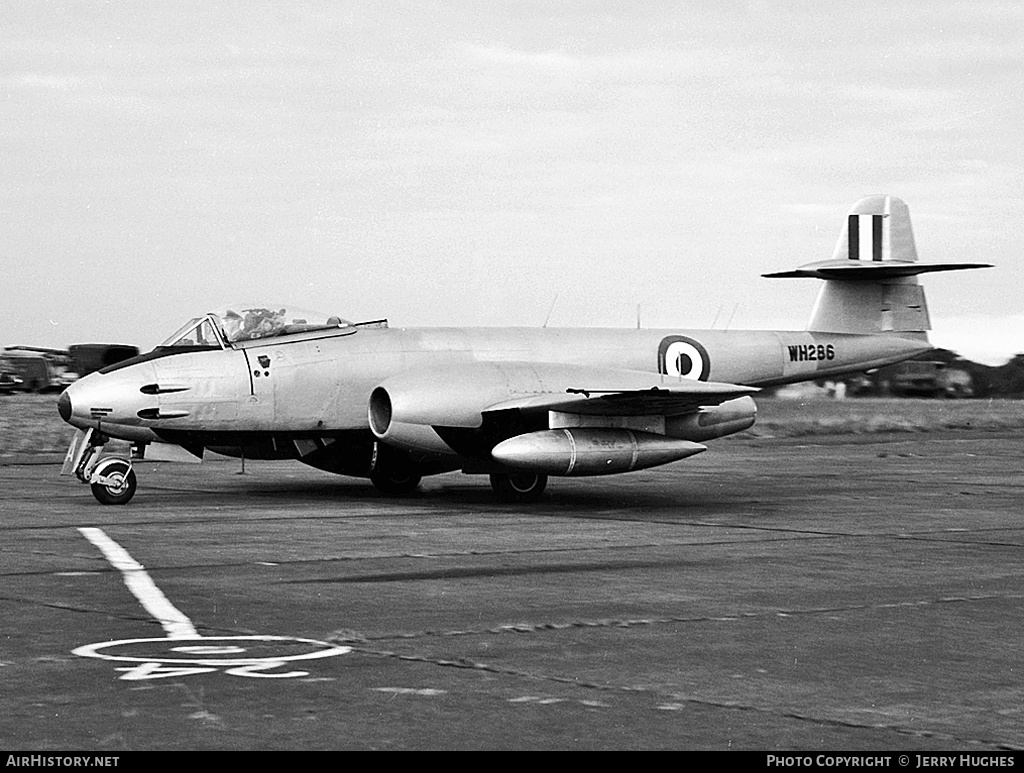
61 428 138 505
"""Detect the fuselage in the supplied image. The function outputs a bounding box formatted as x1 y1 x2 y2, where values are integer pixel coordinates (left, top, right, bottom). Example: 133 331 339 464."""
60 324 931 445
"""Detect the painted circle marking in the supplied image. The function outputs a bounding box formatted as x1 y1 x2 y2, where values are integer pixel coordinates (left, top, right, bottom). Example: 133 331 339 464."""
73 635 351 666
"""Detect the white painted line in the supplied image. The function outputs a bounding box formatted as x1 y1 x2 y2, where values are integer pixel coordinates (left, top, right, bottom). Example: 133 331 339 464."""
78 527 199 639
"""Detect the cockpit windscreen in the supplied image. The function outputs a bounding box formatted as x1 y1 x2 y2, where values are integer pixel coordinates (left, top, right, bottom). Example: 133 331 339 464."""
159 305 353 348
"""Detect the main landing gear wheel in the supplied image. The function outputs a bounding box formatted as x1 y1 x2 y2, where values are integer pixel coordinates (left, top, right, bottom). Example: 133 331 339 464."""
490 472 548 503
90 459 138 505
370 467 422 497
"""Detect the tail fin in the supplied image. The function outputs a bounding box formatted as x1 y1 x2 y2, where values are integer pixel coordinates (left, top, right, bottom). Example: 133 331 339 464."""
764 195 991 334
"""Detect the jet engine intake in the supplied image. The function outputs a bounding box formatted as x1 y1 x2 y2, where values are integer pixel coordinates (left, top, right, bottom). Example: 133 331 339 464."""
368 386 455 455
368 365 537 456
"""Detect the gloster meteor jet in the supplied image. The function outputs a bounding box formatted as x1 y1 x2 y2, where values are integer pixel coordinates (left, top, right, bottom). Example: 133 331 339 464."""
58 196 989 504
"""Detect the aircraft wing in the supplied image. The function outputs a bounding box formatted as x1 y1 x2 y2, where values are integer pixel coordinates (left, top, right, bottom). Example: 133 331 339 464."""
483 369 757 417
373 361 757 431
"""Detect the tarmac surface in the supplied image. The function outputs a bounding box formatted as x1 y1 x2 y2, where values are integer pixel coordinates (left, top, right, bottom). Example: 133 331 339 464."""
2 430 1023 751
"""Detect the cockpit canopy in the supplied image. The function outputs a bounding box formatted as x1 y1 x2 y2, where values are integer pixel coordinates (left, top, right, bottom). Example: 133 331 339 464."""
160 304 354 348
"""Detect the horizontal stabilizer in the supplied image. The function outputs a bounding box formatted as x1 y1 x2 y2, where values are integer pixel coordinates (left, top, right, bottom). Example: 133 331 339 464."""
763 260 992 280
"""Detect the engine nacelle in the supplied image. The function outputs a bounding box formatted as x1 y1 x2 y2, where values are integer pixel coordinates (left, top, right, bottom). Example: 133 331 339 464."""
665 396 756 442
368 386 456 455
368 362 575 456
491 429 706 476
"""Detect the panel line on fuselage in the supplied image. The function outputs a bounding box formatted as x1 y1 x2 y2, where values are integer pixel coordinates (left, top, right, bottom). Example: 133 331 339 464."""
241 349 255 395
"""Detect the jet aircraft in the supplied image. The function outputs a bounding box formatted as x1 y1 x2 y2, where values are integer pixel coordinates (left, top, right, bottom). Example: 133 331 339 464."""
58 195 990 504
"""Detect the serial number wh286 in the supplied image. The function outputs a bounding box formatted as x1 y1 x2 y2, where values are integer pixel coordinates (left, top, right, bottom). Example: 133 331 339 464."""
788 344 836 362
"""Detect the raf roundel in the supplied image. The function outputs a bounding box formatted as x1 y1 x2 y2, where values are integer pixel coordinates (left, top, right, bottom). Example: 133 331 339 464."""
658 335 711 381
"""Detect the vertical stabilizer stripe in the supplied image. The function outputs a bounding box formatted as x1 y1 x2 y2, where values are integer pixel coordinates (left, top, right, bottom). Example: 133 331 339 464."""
848 215 859 260
872 215 883 261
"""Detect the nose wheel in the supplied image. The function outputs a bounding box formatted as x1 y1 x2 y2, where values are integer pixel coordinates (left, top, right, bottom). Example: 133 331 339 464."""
63 429 139 505
89 458 138 505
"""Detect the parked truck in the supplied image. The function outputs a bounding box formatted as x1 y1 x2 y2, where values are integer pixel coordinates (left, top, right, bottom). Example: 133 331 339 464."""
1 347 77 392
68 343 140 377
876 360 974 398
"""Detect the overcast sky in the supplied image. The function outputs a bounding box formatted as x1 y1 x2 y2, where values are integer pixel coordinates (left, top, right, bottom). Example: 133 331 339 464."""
2 1 1021 363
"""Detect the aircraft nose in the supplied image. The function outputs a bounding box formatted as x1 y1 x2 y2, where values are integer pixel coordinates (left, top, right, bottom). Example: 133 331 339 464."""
58 390 72 423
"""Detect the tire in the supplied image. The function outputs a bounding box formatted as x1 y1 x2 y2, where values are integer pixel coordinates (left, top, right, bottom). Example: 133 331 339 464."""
90 459 138 505
370 466 422 497
490 472 548 503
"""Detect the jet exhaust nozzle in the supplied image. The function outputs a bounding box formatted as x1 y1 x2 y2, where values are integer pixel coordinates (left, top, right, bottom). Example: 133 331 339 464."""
664 395 757 442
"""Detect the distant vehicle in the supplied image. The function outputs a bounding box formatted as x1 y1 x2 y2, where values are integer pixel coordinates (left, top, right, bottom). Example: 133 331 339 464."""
887 360 945 397
2 347 78 392
939 366 974 398
69 344 141 378
0 361 24 393
879 360 975 398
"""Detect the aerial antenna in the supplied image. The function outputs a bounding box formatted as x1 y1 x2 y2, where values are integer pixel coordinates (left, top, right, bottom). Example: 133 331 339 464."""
711 304 723 329
724 303 739 330
543 294 559 328
636 303 642 330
